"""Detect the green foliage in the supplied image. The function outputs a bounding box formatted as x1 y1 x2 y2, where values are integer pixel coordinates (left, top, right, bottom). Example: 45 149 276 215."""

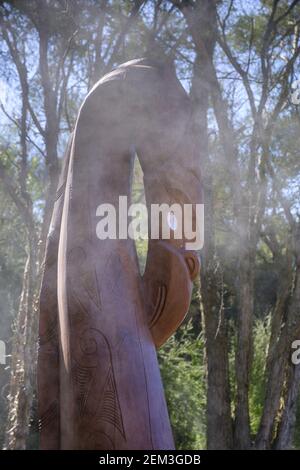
228 316 271 439
249 318 270 435
158 323 206 450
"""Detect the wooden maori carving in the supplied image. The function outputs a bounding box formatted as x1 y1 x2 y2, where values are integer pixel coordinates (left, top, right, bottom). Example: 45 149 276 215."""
38 58 202 450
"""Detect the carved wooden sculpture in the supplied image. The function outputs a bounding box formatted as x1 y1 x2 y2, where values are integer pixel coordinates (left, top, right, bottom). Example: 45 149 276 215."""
38 58 202 450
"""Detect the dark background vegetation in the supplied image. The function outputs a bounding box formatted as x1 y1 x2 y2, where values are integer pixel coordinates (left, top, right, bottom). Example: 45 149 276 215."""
0 0 300 450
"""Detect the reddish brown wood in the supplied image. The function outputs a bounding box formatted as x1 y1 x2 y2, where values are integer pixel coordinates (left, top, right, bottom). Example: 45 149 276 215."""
38 58 202 450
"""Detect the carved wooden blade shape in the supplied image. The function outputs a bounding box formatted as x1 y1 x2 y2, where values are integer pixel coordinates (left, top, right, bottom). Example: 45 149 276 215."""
38 58 202 450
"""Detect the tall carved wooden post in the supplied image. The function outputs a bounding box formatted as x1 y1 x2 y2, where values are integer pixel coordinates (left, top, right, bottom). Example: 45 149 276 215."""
38 58 202 450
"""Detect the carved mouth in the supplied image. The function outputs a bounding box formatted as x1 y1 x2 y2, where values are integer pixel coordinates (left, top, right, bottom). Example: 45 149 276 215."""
149 282 167 328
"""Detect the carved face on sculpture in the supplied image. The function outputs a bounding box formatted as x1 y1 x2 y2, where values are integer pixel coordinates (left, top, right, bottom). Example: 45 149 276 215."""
142 158 202 347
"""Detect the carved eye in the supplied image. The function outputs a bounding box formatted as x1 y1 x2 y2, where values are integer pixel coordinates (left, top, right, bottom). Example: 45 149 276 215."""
167 211 177 231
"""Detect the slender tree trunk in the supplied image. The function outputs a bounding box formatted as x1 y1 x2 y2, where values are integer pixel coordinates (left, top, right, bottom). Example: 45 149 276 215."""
182 0 233 449
234 245 254 448
255 282 291 449
275 364 300 449
4 234 37 449
256 232 300 449
38 29 60 247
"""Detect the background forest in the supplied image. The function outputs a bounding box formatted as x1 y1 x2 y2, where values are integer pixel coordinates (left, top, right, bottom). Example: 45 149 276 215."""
0 0 300 450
